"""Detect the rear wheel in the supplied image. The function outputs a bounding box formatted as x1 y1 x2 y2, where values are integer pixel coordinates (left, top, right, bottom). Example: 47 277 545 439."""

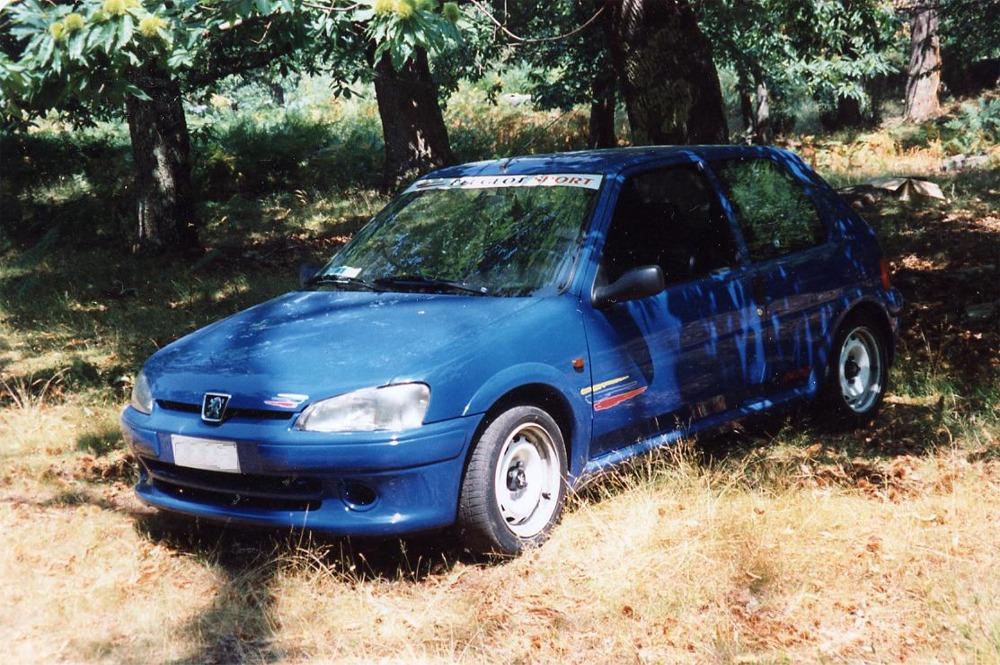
817 313 889 428
457 405 567 556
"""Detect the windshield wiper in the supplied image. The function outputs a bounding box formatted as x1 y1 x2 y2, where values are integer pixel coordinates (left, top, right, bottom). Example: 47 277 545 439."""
374 274 489 295
306 274 378 291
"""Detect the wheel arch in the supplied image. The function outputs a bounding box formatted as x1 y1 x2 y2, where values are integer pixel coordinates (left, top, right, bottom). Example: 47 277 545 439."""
839 299 896 363
464 380 586 481
822 297 896 385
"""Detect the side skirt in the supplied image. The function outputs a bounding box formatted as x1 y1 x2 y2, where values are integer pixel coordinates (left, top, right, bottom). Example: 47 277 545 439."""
576 384 816 482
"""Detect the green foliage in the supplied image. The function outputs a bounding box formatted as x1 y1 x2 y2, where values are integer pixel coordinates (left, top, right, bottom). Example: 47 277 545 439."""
2 0 471 123
699 0 900 125
0 122 133 243
7 0 181 113
495 1 612 113
446 84 591 160
940 0 1000 65
942 98 1000 155
886 96 1000 155
0 51 28 120
0 81 596 257
355 0 462 70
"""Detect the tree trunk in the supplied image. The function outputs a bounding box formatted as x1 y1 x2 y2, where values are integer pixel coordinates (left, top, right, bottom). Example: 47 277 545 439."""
374 48 455 188
905 5 941 122
269 81 286 107
588 67 617 149
608 0 728 145
739 84 753 142
819 95 867 131
125 68 198 253
752 80 771 144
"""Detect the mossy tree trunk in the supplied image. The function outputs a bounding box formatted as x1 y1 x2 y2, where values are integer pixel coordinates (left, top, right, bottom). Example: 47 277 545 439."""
905 5 941 122
752 80 771 143
588 67 618 149
609 0 728 145
125 66 199 253
374 48 455 189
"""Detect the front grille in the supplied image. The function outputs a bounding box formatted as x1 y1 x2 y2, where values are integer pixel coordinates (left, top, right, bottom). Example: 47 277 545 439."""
141 457 322 512
157 400 293 421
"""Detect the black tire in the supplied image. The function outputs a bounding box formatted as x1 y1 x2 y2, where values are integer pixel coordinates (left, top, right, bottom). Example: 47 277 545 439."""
815 311 889 429
457 405 568 557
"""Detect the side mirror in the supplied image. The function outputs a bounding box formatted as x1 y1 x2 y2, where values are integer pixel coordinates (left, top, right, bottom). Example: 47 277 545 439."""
298 263 321 288
592 265 666 308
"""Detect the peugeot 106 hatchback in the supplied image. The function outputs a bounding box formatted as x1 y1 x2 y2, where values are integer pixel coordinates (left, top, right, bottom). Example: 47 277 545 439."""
121 146 903 555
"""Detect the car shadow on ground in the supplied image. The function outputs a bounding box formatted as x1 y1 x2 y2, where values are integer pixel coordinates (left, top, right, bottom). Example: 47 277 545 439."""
130 511 468 663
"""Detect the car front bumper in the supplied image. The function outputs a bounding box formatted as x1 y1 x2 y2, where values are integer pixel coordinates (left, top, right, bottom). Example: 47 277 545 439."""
121 406 481 536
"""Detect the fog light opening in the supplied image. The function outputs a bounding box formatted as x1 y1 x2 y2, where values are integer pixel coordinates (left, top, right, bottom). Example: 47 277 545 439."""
341 481 378 511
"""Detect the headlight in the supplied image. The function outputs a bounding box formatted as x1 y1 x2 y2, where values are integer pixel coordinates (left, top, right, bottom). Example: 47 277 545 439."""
131 370 153 415
294 383 430 433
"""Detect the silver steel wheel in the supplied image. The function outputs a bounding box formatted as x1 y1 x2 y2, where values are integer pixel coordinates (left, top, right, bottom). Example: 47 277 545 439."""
838 326 882 413
493 422 561 538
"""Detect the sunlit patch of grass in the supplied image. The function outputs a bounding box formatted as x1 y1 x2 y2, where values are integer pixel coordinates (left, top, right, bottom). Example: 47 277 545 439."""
0 500 221 663
23 173 96 206
76 414 125 456
798 94 1000 187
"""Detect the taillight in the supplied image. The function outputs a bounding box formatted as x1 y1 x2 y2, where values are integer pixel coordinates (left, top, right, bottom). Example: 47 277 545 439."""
879 257 892 290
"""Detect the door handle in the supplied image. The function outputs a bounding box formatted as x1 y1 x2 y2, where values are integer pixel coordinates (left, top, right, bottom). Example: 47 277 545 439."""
751 274 770 316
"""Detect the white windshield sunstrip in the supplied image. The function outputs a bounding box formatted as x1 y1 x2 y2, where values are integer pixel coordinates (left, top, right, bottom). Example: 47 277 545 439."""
405 173 603 193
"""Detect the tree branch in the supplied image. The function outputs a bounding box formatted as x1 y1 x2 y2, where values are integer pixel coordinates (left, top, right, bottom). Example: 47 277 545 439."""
466 0 607 45
185 16 298 89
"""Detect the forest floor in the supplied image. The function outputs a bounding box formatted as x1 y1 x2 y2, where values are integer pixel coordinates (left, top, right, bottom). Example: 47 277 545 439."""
1 132 999 663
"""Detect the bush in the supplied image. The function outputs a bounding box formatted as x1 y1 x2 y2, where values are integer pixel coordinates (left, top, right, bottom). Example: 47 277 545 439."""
195 103 384 199
0 123 133 245
446 85 592 161
942 97 1000 155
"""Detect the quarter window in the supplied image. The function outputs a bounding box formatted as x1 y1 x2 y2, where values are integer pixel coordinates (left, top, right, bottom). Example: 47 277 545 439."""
711 158 827 261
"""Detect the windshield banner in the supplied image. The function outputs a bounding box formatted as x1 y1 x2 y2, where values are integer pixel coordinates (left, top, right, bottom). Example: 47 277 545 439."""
405 173 603 193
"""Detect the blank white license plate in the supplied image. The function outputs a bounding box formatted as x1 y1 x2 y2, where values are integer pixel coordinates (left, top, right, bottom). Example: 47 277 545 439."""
171 435 240 473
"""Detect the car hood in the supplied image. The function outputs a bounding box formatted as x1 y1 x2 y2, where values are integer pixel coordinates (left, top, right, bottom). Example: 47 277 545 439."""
145 290 541 411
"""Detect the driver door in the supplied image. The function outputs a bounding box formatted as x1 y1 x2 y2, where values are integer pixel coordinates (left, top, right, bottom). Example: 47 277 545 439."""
582 162 763 459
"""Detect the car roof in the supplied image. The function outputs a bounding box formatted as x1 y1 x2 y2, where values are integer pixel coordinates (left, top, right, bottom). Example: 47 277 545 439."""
422 145 789 180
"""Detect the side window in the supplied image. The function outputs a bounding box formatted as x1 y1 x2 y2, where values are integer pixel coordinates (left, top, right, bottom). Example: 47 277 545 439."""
711 158 827 262
600 165 738 286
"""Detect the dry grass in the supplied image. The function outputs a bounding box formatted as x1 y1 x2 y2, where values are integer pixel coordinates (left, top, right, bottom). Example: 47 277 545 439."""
2 435 1000 663
2 122 999 663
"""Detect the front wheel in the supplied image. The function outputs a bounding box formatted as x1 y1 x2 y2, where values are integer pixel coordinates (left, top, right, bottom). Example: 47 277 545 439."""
816 313 889 428
457 405 567 556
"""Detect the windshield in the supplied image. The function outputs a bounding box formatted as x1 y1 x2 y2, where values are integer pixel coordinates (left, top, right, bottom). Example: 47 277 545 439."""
316 174 602 296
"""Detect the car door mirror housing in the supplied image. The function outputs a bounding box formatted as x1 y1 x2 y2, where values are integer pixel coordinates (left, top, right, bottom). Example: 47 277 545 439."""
592 265 666 308
298 263 321 288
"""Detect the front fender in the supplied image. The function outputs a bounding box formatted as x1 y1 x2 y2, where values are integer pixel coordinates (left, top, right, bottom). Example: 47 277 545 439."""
463 363 593 480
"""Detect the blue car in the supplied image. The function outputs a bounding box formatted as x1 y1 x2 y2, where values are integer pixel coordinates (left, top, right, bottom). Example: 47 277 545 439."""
121 146 902 555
